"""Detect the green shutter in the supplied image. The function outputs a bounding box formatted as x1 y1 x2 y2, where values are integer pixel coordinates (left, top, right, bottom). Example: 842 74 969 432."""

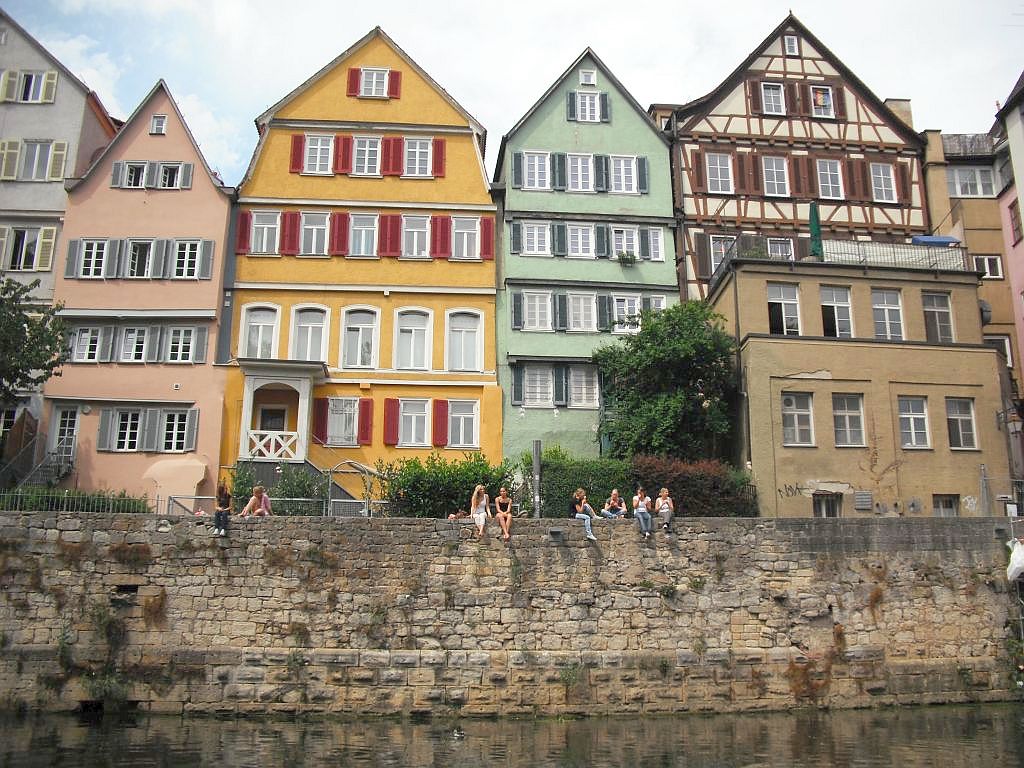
509 221 522 254
511 292 524 330
554 293 568 331
511 152 524 188
552 153 567 191
639 228 651 260
595 225 610 258
597 295 612 331
553 364 568 406
594 155 608 192
599 92 610 122
566 91 577 121
510 365 524 405
552 222 567 256
637 157 649 193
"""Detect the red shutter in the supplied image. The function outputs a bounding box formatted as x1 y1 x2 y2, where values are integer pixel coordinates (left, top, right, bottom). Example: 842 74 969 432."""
690 148 705 193
379 214 402 257
479 216 495 260
335 135 353 174
432 138 446 178
236 210 252 254
432 399 449 447
329 212 350 256
387 70 402 99
747 79 762 115
430 215 452 259
383 398 400 446
382 137 403 176
896 162 912 206
289 134 305 174
347 68 361 97
312 398 329 445
280 212 300 255
357 398 373 445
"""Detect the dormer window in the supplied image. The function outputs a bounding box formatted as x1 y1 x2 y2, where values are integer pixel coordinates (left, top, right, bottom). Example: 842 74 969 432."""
579 69 597 86
150 115 167 135
810 86 834 118
761 83 785 115
783 35 799 56
361 68 388 97
347 66 401 99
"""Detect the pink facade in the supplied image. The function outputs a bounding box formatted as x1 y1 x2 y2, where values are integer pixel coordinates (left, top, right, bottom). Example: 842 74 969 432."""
1002 186 1024 380
42 81 232 504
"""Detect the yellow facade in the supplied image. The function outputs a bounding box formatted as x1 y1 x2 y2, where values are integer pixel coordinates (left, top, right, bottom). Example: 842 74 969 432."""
222 29 501 498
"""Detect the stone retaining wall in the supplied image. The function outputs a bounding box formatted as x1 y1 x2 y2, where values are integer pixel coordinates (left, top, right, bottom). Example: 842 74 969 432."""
0 512 1019 715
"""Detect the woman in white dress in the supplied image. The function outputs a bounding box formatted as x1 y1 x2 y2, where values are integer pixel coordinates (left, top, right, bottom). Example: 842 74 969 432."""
470 484 491 537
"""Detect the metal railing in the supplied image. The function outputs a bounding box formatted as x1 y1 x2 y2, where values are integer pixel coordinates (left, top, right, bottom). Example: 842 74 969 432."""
0 488 157 513
17 437 76 489
0 433 43 488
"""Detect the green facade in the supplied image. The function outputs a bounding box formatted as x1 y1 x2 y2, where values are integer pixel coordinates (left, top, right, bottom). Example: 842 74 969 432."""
494 51 678 459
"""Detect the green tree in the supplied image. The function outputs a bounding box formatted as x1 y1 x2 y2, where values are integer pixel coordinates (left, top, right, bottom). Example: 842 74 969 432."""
593 300 736 460
0 279 66 403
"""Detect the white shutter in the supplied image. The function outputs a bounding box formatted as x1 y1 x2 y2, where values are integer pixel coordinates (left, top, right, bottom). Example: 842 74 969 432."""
0 228 8 267
0 141 20 180
104 239 121 277
110 161 125 188
47 141 68 180
98 327 115 362
0 71 18 102
41 71 58 103
144 162 159 188
142 409 162 452
192 326 208 364
198 240 213 279
96 409 113 451
64 239 81 278
35 227 56 271
152 239 168 278
145 327 163 362
184 409 199 451
180 163 193 189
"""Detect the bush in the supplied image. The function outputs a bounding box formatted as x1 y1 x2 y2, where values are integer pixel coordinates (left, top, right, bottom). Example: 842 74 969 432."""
631 455 757 517
518 445 630 518
229 462 257 500
377 452 511 518
0 486 151 513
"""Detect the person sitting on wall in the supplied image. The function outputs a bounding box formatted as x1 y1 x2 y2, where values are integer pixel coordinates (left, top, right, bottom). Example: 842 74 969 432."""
213 482 232 536
600 489 628 518
447 508 470 520
633 486 653 539
570 488 598 542
494 487 514 541
239 485 272 517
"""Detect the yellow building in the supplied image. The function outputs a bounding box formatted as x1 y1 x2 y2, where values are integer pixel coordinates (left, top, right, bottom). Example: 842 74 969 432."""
222 28 500 500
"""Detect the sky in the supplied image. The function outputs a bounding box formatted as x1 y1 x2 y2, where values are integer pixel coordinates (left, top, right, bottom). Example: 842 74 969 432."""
5 0 1023 186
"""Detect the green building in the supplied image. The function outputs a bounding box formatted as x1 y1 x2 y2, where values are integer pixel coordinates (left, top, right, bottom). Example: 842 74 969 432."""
493 50 678 458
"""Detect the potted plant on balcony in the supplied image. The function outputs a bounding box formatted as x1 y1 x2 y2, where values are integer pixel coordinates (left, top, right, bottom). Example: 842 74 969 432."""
617 250 637 267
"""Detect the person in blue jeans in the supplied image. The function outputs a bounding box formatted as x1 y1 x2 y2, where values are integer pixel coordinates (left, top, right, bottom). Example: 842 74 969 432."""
570 488 598 542
600 489 628 518
633 486 653 539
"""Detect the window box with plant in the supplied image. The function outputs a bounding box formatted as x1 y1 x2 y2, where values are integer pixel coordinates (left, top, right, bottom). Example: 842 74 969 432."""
616 250 636 266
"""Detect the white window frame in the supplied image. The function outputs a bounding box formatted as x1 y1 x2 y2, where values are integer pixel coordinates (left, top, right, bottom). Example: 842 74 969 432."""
870 163 897 203
72 327 101 362
781 393 814 446
157 162 181 190
922 292 954 344
303 134 333 175
975 255 1003 279
648 295 667 312
523 365 554 408
612 227 638 261
610 155 637 194
300 212 329 256
706 152 734 194
820 285 853 338
162 410 189 452
447 399 479 448
403 138 431 177
783 35 799 56
761 82 785 115
710 235 735 273
568 365 599 408
947 166 995 198
523 151 550 190
150 114 167 135
114 410 142 452
766 237 794 260
647 228 664 262
124 162 146 189
809 85 834 118
20 140 51 181
522 291 552 331
576 91 599 122
402 215 430 259
251 212 280 254
579 69 597 86
349 213 378 258
353 136 381 176
984 335 1013 368
240 304 280 359
567 223 595 258
872 289 903 341
767 283 801 336
612 293 641 335
7 228 38 271
567 292 597 332
173 240 200 279
360 68 389 98
17 71 45 103
832 393 865 447
567 154 593 192
341 306 379 369
166 327 195 363
451 217 480 261
290 304 329 362
119 327 148 362
393 308 432 371
398 398 430 447
327 397 359 447
523 221 550 256
126 240 153 279
79 240 106 278
899 396 930 449
933 494 960 517
446 309 483 372
762 156 790 197
817 159 844 199
946 398 977 450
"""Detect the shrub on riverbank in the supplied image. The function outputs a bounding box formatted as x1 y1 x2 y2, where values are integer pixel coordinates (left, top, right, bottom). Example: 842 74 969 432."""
377 452 512 518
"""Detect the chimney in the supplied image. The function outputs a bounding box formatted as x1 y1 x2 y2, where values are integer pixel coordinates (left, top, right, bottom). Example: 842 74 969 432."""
884 98 914 129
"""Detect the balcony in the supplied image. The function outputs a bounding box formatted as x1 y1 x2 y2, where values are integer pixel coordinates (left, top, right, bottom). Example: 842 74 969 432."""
709 236 972 293
246 430 300 461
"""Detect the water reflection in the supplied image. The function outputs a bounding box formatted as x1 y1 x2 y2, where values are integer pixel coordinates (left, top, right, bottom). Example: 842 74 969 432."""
1 704 1023 767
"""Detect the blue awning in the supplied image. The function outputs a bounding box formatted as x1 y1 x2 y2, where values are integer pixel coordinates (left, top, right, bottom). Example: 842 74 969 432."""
911 235 960 246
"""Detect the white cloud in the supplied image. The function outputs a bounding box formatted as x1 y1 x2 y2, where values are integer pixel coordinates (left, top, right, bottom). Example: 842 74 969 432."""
174 92 251 184
39 32 128 118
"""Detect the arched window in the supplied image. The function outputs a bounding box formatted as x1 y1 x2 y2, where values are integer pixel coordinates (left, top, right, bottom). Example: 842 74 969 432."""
342 308 377 368
292 307 327 361
395 310 430 370
447 311 481 371
243 306 278 359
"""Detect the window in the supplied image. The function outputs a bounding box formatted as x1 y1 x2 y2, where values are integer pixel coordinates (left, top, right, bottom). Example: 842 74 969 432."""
120 327 147 362
398 399 429 446
761 83 785 115
301 213 329 256
523 291 552 331
567 293 596 331
353 137 381 175
872 289 903 341
579 69 597 86
53 407 78 461
767 283 800 336
710 235 735 272
115 410 142 451
150 115 167 135
304 134 332 174
567 224 594 258
613 294 641 334
975 255 1003 279
251 212 279 254
126 241 152 278
292 308 326 361
17 71 45 102
360 68 388 97
933 494 959 517
395 310 429 370
447 312 480 371
158 163 181 189
946 166 995 197
167 327 195 362
73 328 101 362
327 398 359 446
809 86 834 118
523 152 549 190
922 292 953 343
20 141 51 181
1010 201 1022 244
984 335 1013 368
612 227 637 260
402 215 429 258
610 156 636 193
898 396 929 448
781 393 813 446
523 222 550 255
0 407 14 454
783 35 799 56
568 154 593 191
342 309 377 368
8 228 37 270
767 238 793 260
820 286 852 338
817 159 843 199
79 240 106 278
870 163 896 203
832 394 864 446
706 153 733 194
162 411 188 452
577 91 599 122
946 398 976 449
124 163 146 188
350 214 377 257
813 493 842 518
404 138 431 177
762 156 789 196
173 241 200 278
243 307 277 358
524 365 553 407
648 295 667 312
452 217 479 260
448 400 478 448
568 366 599 408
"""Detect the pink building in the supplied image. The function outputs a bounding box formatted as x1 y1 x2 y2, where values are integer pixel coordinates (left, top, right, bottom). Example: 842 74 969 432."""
41 81 233 504
996 73 1024 408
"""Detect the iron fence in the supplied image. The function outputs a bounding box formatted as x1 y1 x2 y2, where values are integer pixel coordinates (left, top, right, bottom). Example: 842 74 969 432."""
0 488 157 514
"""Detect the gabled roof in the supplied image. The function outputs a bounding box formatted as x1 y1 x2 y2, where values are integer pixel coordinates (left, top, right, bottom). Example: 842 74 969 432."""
69 79 232 196
997 70 1024 122
253 26 485 137
674 13 924 148
493 48 669 184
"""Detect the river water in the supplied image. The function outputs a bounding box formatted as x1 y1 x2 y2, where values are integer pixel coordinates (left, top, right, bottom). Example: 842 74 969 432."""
1 704 1023 767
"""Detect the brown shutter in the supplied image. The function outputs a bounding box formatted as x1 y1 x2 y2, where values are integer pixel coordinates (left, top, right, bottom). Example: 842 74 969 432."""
734 153 749 195
896 162 912 206
844 159 861 201
792 156 806 197
786 82 800 117
859 161 872 203
800 83 812 117
693 233 711 279
805 155 818 197
747 79 762 115
832 83 847 121
690 148 705 192
796 237 810 260
749 153 763 195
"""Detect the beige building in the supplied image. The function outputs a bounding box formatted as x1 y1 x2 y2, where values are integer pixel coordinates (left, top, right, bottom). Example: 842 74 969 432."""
708 238 1013 517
